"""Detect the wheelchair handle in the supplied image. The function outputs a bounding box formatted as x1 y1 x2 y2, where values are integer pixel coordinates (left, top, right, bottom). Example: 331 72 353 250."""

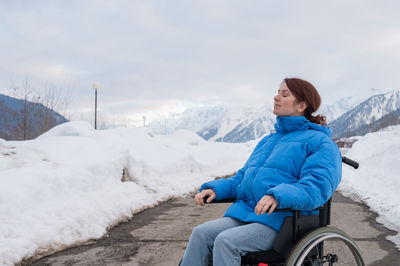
342 156 359 169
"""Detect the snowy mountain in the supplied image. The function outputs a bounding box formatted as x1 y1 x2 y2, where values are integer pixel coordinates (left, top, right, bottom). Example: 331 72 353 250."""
329 89 400 138
319 96 362 124
147 96 359 143
198 104 276 143
147 106 227 135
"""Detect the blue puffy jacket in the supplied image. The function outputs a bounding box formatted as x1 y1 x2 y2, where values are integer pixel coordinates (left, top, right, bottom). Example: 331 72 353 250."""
200 116 342 231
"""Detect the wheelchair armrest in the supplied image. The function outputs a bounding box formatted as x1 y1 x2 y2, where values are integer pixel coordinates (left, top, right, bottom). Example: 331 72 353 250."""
274 206 324 213
203 196 236 204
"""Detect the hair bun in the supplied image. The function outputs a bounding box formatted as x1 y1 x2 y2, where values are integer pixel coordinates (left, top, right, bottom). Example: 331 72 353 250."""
309 114 327 126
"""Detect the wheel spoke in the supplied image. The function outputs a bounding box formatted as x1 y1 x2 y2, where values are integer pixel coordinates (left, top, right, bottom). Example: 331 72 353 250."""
285 227 365 266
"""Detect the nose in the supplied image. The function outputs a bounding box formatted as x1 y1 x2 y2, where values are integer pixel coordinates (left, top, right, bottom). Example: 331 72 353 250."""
274 94 280 102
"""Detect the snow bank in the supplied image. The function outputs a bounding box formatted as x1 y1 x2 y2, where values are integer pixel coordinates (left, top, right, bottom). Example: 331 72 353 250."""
0 122 253 265
339 125 400 248
2 120 400 265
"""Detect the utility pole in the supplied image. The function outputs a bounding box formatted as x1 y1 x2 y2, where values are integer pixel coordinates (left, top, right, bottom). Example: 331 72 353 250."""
93 82 99 130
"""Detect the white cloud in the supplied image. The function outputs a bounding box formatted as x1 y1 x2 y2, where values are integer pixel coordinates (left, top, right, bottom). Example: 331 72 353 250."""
0 0 400 125
367 30 400 56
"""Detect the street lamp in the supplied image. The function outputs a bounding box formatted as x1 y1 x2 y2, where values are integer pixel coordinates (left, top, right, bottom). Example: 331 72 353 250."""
93 82 99 129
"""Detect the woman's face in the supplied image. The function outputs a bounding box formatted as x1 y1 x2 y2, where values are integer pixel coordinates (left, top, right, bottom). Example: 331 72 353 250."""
273 82 306 117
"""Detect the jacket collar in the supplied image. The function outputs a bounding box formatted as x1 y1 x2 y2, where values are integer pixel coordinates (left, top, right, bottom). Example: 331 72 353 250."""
274 116 331 137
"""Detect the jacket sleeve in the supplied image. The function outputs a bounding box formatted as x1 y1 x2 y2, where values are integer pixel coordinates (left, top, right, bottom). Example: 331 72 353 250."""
266 139 342 210
200 134 272 200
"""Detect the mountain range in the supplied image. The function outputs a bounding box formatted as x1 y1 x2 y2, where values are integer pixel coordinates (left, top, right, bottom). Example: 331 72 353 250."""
4 88 398 142
0 93 68 140
148 89 400 142
147 95 362 142
329 89 400 138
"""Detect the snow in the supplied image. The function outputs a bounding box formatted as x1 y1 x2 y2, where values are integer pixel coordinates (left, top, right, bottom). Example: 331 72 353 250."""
339 125 400 249
0 121 253 265
1 120 400 265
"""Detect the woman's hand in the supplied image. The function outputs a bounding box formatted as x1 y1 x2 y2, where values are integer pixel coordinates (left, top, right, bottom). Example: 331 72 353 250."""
194 189 216 206
255 195 278 215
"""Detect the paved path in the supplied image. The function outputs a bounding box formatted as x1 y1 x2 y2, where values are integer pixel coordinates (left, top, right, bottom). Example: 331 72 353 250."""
27 192 400 266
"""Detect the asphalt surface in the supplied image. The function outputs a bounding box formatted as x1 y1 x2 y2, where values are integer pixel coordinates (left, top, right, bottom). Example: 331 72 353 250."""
25 192 400 266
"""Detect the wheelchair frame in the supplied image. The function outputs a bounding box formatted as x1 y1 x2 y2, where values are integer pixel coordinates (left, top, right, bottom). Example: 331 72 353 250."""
239 197 364 266
182 156 365 266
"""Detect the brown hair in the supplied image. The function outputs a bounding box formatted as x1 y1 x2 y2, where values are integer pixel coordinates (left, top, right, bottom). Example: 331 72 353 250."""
284 77 327 126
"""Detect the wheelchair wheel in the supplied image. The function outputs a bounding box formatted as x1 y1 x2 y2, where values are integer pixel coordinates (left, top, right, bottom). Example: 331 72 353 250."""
285 227 365 266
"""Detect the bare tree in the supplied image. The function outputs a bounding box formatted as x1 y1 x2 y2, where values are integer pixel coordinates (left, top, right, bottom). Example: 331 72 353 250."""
10 76 36 140
36 85 72 134
5 77 72 140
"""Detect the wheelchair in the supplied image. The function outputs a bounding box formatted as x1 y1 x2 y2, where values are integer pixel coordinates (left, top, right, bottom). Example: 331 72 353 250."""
181 156 365 266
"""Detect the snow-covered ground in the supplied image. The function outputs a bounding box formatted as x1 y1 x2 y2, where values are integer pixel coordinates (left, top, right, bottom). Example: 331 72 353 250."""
0 121 254 266
1 121 399 265
339 125 400 249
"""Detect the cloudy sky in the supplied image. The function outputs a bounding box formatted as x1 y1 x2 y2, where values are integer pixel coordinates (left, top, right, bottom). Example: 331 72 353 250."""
1 0 399 126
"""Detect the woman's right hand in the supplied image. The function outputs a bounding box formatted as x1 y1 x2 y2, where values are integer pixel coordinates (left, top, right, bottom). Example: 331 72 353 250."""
194 189 216 206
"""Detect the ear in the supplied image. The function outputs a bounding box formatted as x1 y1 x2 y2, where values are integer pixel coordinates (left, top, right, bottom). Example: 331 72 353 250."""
297 102 307 113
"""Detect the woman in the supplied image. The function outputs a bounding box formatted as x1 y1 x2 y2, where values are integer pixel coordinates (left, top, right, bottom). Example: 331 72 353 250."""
180 78 342 266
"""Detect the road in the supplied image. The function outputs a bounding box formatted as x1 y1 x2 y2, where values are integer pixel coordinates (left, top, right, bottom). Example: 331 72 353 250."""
27 192 400 266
